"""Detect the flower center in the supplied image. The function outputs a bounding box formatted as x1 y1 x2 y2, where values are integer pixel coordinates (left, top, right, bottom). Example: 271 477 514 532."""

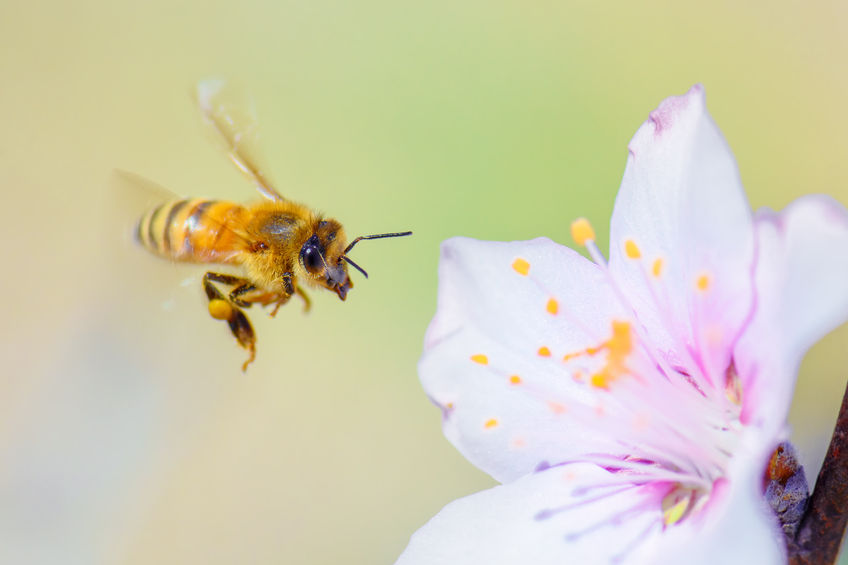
566 219 745 521
465 221 749 542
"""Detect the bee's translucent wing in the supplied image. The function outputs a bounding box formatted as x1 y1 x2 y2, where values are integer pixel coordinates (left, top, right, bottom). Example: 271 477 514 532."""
196 79 285 202
114 169 183 203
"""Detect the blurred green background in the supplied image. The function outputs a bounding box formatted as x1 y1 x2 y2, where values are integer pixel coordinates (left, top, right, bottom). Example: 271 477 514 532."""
1 0 847 563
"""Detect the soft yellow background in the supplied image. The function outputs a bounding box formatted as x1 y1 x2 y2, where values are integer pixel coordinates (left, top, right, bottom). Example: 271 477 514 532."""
2 1 847 563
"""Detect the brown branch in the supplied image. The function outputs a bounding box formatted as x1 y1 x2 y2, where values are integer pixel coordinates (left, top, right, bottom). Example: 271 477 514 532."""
788 380 848 565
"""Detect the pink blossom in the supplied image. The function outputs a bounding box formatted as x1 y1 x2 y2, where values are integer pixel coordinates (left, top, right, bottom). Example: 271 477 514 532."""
398 85 848 564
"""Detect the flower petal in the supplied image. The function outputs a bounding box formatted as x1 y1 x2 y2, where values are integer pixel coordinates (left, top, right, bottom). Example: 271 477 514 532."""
735 195 848 430
396 463 665 565
608 85 755 392
421 237 632 482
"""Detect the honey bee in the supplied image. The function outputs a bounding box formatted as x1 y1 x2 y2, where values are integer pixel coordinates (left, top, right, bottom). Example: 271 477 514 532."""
135 80 411 371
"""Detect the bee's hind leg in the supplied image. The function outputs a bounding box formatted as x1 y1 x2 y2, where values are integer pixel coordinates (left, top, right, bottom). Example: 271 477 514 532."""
229 282 257 308
203 271 257 371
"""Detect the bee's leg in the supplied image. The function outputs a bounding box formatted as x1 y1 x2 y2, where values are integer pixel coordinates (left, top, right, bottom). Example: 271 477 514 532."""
203 272 257 371
204 271 249 287
295 285 312 313
203 272 255 308
269 272 296 317
229 283 257 308
269 293 292 317
282 272 295 296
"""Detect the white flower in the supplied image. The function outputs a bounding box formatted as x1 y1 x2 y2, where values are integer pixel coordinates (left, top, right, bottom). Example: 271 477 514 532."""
398 85 848 564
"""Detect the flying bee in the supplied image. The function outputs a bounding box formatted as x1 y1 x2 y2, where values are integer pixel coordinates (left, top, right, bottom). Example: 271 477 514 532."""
134 80 411 371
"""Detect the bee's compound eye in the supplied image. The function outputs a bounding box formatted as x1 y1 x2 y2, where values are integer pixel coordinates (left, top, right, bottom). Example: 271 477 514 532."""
301 246 323 274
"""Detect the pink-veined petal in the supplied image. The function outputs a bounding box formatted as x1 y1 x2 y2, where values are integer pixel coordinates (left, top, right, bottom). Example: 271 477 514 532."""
396 463 666 565
735 195 848 430
421 237 633 482
608 85 755 393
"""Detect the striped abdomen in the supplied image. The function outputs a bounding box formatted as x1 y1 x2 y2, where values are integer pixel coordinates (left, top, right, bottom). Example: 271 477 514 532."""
137 199 247 263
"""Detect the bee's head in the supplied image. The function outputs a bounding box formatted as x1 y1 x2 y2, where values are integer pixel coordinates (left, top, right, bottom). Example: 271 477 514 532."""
300 220 351 300
300 221 413 301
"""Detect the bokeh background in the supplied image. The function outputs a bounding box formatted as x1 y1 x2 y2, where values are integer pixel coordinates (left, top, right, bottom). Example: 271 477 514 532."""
2 1 847 563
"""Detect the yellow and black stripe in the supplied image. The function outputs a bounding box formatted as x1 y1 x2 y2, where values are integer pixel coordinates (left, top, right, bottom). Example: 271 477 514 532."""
136 198 221 261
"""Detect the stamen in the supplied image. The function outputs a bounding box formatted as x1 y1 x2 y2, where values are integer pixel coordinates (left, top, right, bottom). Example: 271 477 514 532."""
724 362 742 406
555 455 711 490
567 220 690 390
624 239 642 259
546 298 559 315
662 487 697 527
535 484 640 521
570 218 608 266
652 258 664 278
509 375 522 385
620 246 715 403
696 273 711 292
470 354 489 365
512 258 531 276
591 372 611 390
537 346 552 357
562 320 635 390
570 218 596 246
564 503 655 542
483 418 499 429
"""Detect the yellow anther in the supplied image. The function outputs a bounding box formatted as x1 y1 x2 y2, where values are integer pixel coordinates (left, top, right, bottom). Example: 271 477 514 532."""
537 346 552 357
662 489 695 526
624 239 642 259
570 218 596 246
470 354 489 365
652 258 664 278
546 298 559 315
607 320 633 367
208 299 233 320
590 372 610 390
512 258 531 276
509 375 522 385
610 320 633 347
696 273 711 292
724 363 743 406
484 418 499 429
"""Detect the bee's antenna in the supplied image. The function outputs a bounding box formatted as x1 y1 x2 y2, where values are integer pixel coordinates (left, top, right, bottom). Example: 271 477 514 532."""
343 231 413 255
343 256 369 278
342 231 412 279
